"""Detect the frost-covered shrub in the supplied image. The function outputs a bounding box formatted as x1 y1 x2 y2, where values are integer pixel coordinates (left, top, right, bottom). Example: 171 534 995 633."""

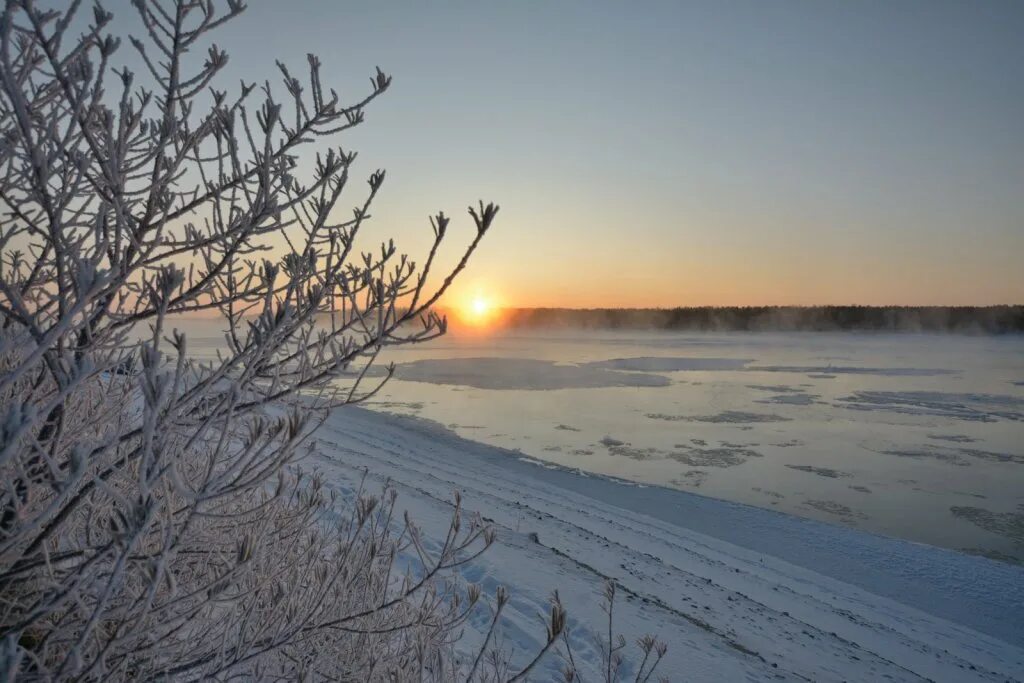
0 1 522 678
0 2 666 680
558 581 668 683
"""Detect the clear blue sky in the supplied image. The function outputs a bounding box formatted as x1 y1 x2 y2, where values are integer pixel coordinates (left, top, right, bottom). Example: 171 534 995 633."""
120 1 1024 306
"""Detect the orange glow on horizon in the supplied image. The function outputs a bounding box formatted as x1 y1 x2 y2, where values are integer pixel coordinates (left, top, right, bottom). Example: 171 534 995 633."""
471 296 489 317
461 294 494 327
444 285 504 329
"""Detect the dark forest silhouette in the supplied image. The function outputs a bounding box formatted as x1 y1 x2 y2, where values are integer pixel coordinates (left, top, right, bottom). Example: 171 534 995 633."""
494 306 1024 333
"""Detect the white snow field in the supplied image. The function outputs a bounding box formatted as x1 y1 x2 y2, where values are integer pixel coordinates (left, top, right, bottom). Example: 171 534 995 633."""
311 405 1024 682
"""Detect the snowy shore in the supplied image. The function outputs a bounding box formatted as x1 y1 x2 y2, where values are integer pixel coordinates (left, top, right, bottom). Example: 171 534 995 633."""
311 405 1024 681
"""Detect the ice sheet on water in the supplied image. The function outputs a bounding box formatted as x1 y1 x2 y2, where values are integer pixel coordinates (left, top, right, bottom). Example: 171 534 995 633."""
927 433 978 443
582 356 751 371
785 464 851 478
746 384 805 393
646 410 790 423
755 392 818 406
951 506 1024 545
839 390 1024 422
389 357 671 390
753 365 957 376
598 437 764 468
360 331 1024 566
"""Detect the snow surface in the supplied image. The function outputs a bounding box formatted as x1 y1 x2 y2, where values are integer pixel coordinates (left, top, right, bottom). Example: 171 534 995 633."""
310 405 1024 681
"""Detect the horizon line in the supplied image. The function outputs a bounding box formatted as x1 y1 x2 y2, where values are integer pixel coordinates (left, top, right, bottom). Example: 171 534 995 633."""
439 304 1024 311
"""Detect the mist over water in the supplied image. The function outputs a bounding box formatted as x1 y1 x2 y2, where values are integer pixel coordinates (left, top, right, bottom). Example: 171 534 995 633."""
470 306 1024 334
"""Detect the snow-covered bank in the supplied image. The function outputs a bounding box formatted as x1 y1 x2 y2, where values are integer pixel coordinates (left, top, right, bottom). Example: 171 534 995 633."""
310 405 1024 681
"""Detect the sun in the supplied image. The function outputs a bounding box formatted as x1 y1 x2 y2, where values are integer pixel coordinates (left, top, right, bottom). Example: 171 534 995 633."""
451 284 502 329
471 296 490 317
458 292 498 328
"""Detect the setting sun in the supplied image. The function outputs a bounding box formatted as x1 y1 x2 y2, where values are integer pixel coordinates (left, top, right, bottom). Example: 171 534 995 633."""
462 294 495 327
471 296 490 317
449 288 502 328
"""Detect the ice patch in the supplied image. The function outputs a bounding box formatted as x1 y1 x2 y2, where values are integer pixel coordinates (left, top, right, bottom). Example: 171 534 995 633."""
746 384 804 393
785 464 851 479
605 444 662 460
754 365 957 377
882 448 972 466
881 445 1024 468
365 400 424 411
600 439 762 468
951 506 1024 545
927 433 978 444
839 390 1024 422
583 356 751 372
804 499 866 520
391 357 671 390
756 392 818 406
647 410 790 424
670 447 762 467
958 448 1024 465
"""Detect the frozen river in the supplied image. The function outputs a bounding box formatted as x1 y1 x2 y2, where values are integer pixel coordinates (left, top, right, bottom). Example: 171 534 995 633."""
360 330 1024 563
180 322 1024 677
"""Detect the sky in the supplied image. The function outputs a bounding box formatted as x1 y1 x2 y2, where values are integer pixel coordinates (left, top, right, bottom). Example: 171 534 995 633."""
119 1 1023 307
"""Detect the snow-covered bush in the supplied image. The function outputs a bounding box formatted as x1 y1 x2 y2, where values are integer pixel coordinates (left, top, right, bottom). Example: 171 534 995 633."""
0 1 522 678
558 581 668 683
0 2 666 680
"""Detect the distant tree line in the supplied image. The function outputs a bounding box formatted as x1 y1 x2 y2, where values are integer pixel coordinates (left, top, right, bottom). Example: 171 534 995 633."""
498 306 1024 333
